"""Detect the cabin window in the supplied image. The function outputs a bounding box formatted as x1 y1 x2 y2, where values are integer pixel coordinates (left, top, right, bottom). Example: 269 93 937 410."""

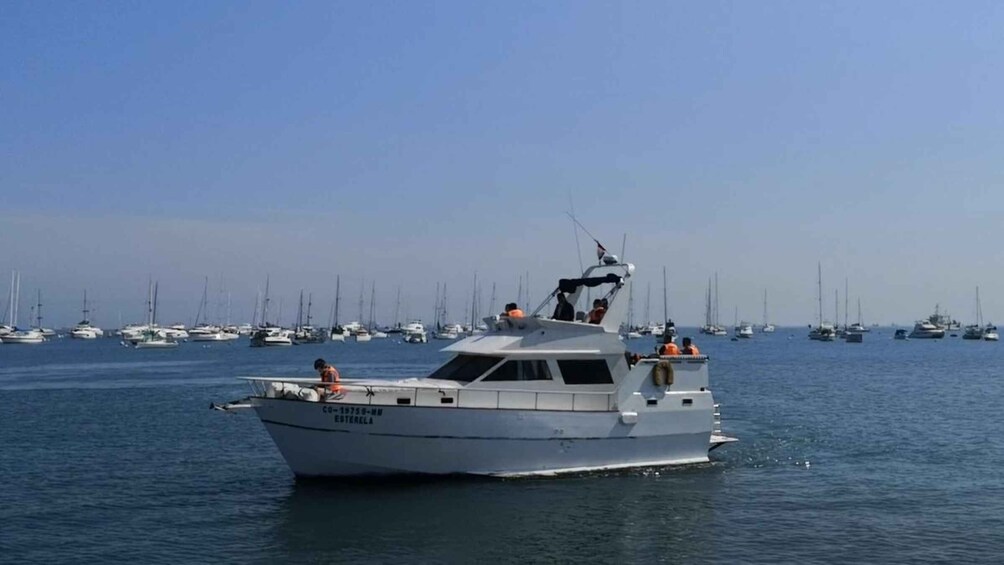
557 359 613 385
428 355 503 382
482 360 553 382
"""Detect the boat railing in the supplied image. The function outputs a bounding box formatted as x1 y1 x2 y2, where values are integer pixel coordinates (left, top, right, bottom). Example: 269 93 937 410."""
242 377 617 412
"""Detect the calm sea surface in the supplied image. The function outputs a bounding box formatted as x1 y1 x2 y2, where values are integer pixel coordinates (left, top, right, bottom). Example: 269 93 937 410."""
3 329 1004 564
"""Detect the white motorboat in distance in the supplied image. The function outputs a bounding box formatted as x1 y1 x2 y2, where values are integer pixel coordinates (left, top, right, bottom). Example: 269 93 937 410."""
908 321 945 339
217 256 736 477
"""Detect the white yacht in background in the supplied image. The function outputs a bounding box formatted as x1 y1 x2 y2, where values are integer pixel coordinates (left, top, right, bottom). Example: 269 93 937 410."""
808 323 837 341
735 322 754 339
134 281 179 349
809 263 836 341
983 324 999 341
214 254 735 477
908 320 945 339
5 289 48 344
70 291 104 339
250 326 293 347
760 290 775 333
964 287 991 341
354 328 372 342
2 328 45 344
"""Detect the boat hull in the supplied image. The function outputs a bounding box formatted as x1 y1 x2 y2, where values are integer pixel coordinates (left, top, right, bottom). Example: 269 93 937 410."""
253 397 714 477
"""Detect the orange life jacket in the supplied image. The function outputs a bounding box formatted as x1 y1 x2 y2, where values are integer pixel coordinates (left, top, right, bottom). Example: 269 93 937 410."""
508 309 525 318
321 365 341 392
682 345 700 355
587 307 606 324
660 342 681 356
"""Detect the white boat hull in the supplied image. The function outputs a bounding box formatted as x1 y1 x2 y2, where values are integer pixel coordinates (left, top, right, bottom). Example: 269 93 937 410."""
1 335 45 344
253 396 716 477
135 340 179 349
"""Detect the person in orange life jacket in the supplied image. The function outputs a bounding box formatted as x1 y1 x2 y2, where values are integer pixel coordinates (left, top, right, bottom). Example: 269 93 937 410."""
587 299 606 324
502 303 525 318
658 334 681 356
680 337 700 355
314 358 342 393
552 293 574 321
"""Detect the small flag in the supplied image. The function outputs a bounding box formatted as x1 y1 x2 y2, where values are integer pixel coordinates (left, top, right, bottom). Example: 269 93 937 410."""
596 241 607 260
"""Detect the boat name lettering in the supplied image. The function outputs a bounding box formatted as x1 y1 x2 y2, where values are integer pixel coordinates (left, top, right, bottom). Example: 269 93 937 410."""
322 405 383 425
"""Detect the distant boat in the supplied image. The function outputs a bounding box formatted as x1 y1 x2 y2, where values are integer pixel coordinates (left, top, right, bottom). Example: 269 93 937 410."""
760 290 775 333
983 324 999 342
70 290 103 339
844 332 863 343
908 320 945 339
963 287 992 341
809 263 836 341
0 275 45 345
894 329 908 340
135 281 179 349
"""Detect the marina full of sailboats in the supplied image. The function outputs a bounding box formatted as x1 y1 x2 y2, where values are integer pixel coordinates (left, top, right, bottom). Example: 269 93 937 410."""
2 265 1001 347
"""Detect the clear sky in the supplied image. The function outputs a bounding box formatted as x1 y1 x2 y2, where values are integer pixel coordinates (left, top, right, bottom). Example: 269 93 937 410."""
3 1 1004 328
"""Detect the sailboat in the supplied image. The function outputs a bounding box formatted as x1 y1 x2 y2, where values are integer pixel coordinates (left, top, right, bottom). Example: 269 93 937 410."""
250 277 292 347
963 287 998 341
433 283 459 340
760 290 775 333
1 274 45 345
369 283 388 339
189 277 227 341
846 298 869 334
136 281 179 349
70 290 104 339
329 276 347 342
808 263 836 341
292 291 327 344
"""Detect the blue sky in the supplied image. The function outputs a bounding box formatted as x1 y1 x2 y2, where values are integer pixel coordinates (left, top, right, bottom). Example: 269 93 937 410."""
3 1 1004 327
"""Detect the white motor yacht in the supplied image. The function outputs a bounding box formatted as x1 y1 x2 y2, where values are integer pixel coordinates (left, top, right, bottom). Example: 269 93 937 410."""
983 324 999 342
760 324 776 333
250 326 293 347
809 324 837 341
214 257 736 477
908 321 945 339
1 328 45 344
404 330 428 343
735 322 754 339
962 325 984 340
70 291 103 339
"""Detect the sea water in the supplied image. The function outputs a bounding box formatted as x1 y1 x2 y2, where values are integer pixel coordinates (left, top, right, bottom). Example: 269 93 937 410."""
3 330 1003 563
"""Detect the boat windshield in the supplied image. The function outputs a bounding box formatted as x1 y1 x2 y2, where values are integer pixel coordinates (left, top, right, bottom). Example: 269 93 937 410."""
428 354 503 382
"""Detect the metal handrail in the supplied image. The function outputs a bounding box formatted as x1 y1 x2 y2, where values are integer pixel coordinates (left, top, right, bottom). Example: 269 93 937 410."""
248 376 616 411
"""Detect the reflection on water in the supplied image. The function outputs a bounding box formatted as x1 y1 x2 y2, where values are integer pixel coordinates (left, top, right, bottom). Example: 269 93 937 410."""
272 466 724 563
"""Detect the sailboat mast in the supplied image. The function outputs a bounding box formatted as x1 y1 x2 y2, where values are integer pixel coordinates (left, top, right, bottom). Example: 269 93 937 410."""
36 289 42 329
296 290 304 330
262 276 271 326
763 289 768 326
334 275 341 326
307 293 313 326
394 286 401 329
470 272 478 330
434 282 441 331
152 282 159 326
662 267 668 325
369 282 376 329
714 273 720 327
13 272 20 327
357 282 365 324
844 278 849 329
146 279 153 327
817 263 823 327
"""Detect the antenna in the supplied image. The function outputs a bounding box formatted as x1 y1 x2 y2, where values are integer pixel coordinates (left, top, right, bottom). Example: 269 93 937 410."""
568 194 586 276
